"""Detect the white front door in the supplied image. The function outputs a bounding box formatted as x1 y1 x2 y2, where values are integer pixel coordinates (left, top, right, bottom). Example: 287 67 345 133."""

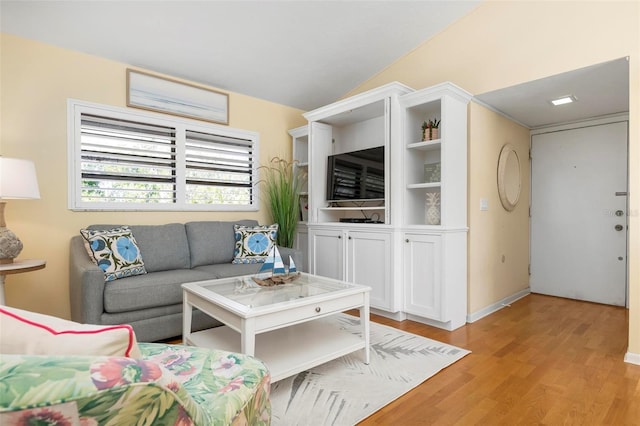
530 121 628 306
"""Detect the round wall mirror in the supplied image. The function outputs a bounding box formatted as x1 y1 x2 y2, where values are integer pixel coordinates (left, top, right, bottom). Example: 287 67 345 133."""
497 144 521 212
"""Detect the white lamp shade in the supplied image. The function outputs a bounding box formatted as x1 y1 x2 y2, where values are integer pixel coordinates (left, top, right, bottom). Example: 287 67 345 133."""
0 157 41 199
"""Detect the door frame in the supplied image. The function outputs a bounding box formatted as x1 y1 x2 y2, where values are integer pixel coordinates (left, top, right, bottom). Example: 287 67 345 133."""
529 113 630 307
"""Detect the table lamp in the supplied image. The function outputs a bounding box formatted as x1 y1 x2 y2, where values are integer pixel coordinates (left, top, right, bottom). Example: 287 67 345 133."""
0 157 41 264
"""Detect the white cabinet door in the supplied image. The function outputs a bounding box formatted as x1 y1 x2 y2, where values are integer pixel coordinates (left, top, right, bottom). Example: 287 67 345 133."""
309 227 343 280
403 233 442 320
346 230 392 310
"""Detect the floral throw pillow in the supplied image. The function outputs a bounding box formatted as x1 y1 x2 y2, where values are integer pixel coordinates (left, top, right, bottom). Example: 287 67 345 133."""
232 224 278 264
80 226 147 281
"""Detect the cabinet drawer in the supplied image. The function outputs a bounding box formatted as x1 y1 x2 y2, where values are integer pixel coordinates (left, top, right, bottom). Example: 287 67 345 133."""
255 292 367 332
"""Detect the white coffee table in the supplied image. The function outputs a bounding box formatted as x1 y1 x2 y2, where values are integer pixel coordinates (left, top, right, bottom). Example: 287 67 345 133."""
182 272 370 382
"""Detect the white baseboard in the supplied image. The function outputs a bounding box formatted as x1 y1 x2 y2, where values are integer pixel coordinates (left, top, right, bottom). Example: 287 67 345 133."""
406 314 466 331
624 351 640 365
371 307 406 322
466 288 531 323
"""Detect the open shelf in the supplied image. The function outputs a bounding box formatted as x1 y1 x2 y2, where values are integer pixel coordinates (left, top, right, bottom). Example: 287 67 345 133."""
407 182 441 190
187 316 366 382
407 140 442 151
320 206 385 211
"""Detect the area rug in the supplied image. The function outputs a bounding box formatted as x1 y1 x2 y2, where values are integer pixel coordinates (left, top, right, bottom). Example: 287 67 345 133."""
269 314 470 426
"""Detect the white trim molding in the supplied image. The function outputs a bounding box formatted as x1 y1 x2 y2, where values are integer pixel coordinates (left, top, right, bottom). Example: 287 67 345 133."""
624 351 640 365
466 288 531 323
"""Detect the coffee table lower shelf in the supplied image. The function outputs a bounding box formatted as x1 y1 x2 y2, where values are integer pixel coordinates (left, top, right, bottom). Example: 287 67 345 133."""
186 315 365 382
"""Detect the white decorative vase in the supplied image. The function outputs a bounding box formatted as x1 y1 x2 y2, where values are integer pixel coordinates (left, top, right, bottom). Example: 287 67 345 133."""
425 193 441 225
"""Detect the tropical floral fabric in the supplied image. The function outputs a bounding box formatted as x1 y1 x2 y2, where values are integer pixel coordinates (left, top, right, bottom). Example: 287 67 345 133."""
0 343 271 425
80 226 147 281
232 224 278 264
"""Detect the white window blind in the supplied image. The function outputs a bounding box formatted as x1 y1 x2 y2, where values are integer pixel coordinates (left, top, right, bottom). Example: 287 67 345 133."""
68 100 259 211
80 114 177 204
185 130 254 205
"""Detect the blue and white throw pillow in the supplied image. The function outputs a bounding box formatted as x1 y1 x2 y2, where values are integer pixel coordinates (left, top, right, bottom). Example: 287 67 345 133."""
80 226 147 281
232 224 278 264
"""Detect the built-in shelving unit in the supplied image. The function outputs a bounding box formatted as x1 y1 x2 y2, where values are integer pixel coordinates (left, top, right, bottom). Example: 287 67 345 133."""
399 82 472 330
296 81 472 331
400 83 470 229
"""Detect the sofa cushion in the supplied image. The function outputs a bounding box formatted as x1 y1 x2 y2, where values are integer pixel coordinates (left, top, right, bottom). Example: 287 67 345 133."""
80 226 147 281
232 224 279 264
89 223 190 272
103 269 214 313
0 306 141 357
186 220 258 267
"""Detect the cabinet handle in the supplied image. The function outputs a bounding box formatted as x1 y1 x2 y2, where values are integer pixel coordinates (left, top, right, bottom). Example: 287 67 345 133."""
315 307 321 313
338 235 342 239
348 236 352 240
405 238 410 243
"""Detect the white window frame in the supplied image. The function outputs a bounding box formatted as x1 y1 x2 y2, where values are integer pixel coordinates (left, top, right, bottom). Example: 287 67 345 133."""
67 99 259 211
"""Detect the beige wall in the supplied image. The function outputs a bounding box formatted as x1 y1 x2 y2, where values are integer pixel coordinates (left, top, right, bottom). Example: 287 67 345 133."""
468 102 530 314
0 34 306 318
347 1 640 353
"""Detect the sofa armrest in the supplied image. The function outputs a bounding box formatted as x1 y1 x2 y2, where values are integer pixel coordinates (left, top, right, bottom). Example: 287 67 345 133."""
69 235 105 324
277 246 303 271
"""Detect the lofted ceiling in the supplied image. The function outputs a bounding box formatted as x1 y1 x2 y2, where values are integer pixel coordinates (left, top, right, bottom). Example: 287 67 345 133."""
1 1 629 127
0 0 481 111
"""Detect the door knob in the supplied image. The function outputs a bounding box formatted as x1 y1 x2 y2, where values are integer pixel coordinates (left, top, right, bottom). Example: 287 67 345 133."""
615 224 624 231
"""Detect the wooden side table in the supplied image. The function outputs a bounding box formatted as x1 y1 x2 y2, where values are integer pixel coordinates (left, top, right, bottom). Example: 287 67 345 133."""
0 259 46 305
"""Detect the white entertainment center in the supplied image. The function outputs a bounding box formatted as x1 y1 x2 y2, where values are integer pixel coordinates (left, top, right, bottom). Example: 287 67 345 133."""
291 81 472 330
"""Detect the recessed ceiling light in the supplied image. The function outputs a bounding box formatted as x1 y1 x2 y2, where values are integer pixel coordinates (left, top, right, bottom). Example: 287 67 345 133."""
550 95 577 106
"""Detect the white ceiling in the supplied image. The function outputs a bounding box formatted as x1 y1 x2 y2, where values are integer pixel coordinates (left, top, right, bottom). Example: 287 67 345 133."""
0 0 481 111
475 57 630 129
1 1 629 127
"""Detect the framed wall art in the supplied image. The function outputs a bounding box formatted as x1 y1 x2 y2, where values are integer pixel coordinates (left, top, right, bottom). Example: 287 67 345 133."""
127 69 229 125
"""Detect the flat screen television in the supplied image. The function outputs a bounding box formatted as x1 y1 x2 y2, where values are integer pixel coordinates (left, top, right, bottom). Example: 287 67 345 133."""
326 146 385 202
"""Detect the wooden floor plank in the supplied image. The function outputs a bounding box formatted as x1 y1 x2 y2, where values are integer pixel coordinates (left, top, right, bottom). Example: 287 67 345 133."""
358 294 640 425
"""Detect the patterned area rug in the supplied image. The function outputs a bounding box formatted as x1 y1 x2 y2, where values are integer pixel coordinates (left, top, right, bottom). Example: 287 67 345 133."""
270 314 470 426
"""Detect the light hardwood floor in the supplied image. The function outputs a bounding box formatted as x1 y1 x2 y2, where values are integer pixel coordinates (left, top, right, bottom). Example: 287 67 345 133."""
359 294 640 425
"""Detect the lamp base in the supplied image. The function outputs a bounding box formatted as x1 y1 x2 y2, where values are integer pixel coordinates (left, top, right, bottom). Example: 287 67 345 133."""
0 227 23 263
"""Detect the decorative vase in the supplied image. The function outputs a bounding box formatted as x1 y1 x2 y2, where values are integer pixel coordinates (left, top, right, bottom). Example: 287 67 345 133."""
425 192 441 225
423 127 439 141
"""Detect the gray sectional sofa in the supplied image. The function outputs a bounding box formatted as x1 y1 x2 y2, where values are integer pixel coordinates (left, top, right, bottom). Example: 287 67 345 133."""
69 220 302 342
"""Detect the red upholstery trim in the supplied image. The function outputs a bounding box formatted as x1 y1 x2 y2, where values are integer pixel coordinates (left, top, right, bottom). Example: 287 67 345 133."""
0 307 137 357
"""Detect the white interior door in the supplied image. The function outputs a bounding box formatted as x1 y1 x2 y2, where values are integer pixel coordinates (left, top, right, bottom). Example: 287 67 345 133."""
530 121 628 306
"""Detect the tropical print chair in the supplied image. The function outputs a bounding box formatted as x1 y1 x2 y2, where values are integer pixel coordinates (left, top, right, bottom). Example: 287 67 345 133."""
0 343 271 425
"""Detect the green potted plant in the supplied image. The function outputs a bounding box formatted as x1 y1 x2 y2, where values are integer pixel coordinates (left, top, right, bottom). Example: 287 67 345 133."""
260 157 307 248
421 118 441 141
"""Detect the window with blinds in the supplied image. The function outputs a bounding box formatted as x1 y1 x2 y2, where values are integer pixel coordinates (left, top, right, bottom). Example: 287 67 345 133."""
185 130 254 205
68 100 259 211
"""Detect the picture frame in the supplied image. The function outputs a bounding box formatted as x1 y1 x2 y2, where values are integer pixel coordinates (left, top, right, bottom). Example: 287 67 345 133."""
126 69 229 125
423 162 441 183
